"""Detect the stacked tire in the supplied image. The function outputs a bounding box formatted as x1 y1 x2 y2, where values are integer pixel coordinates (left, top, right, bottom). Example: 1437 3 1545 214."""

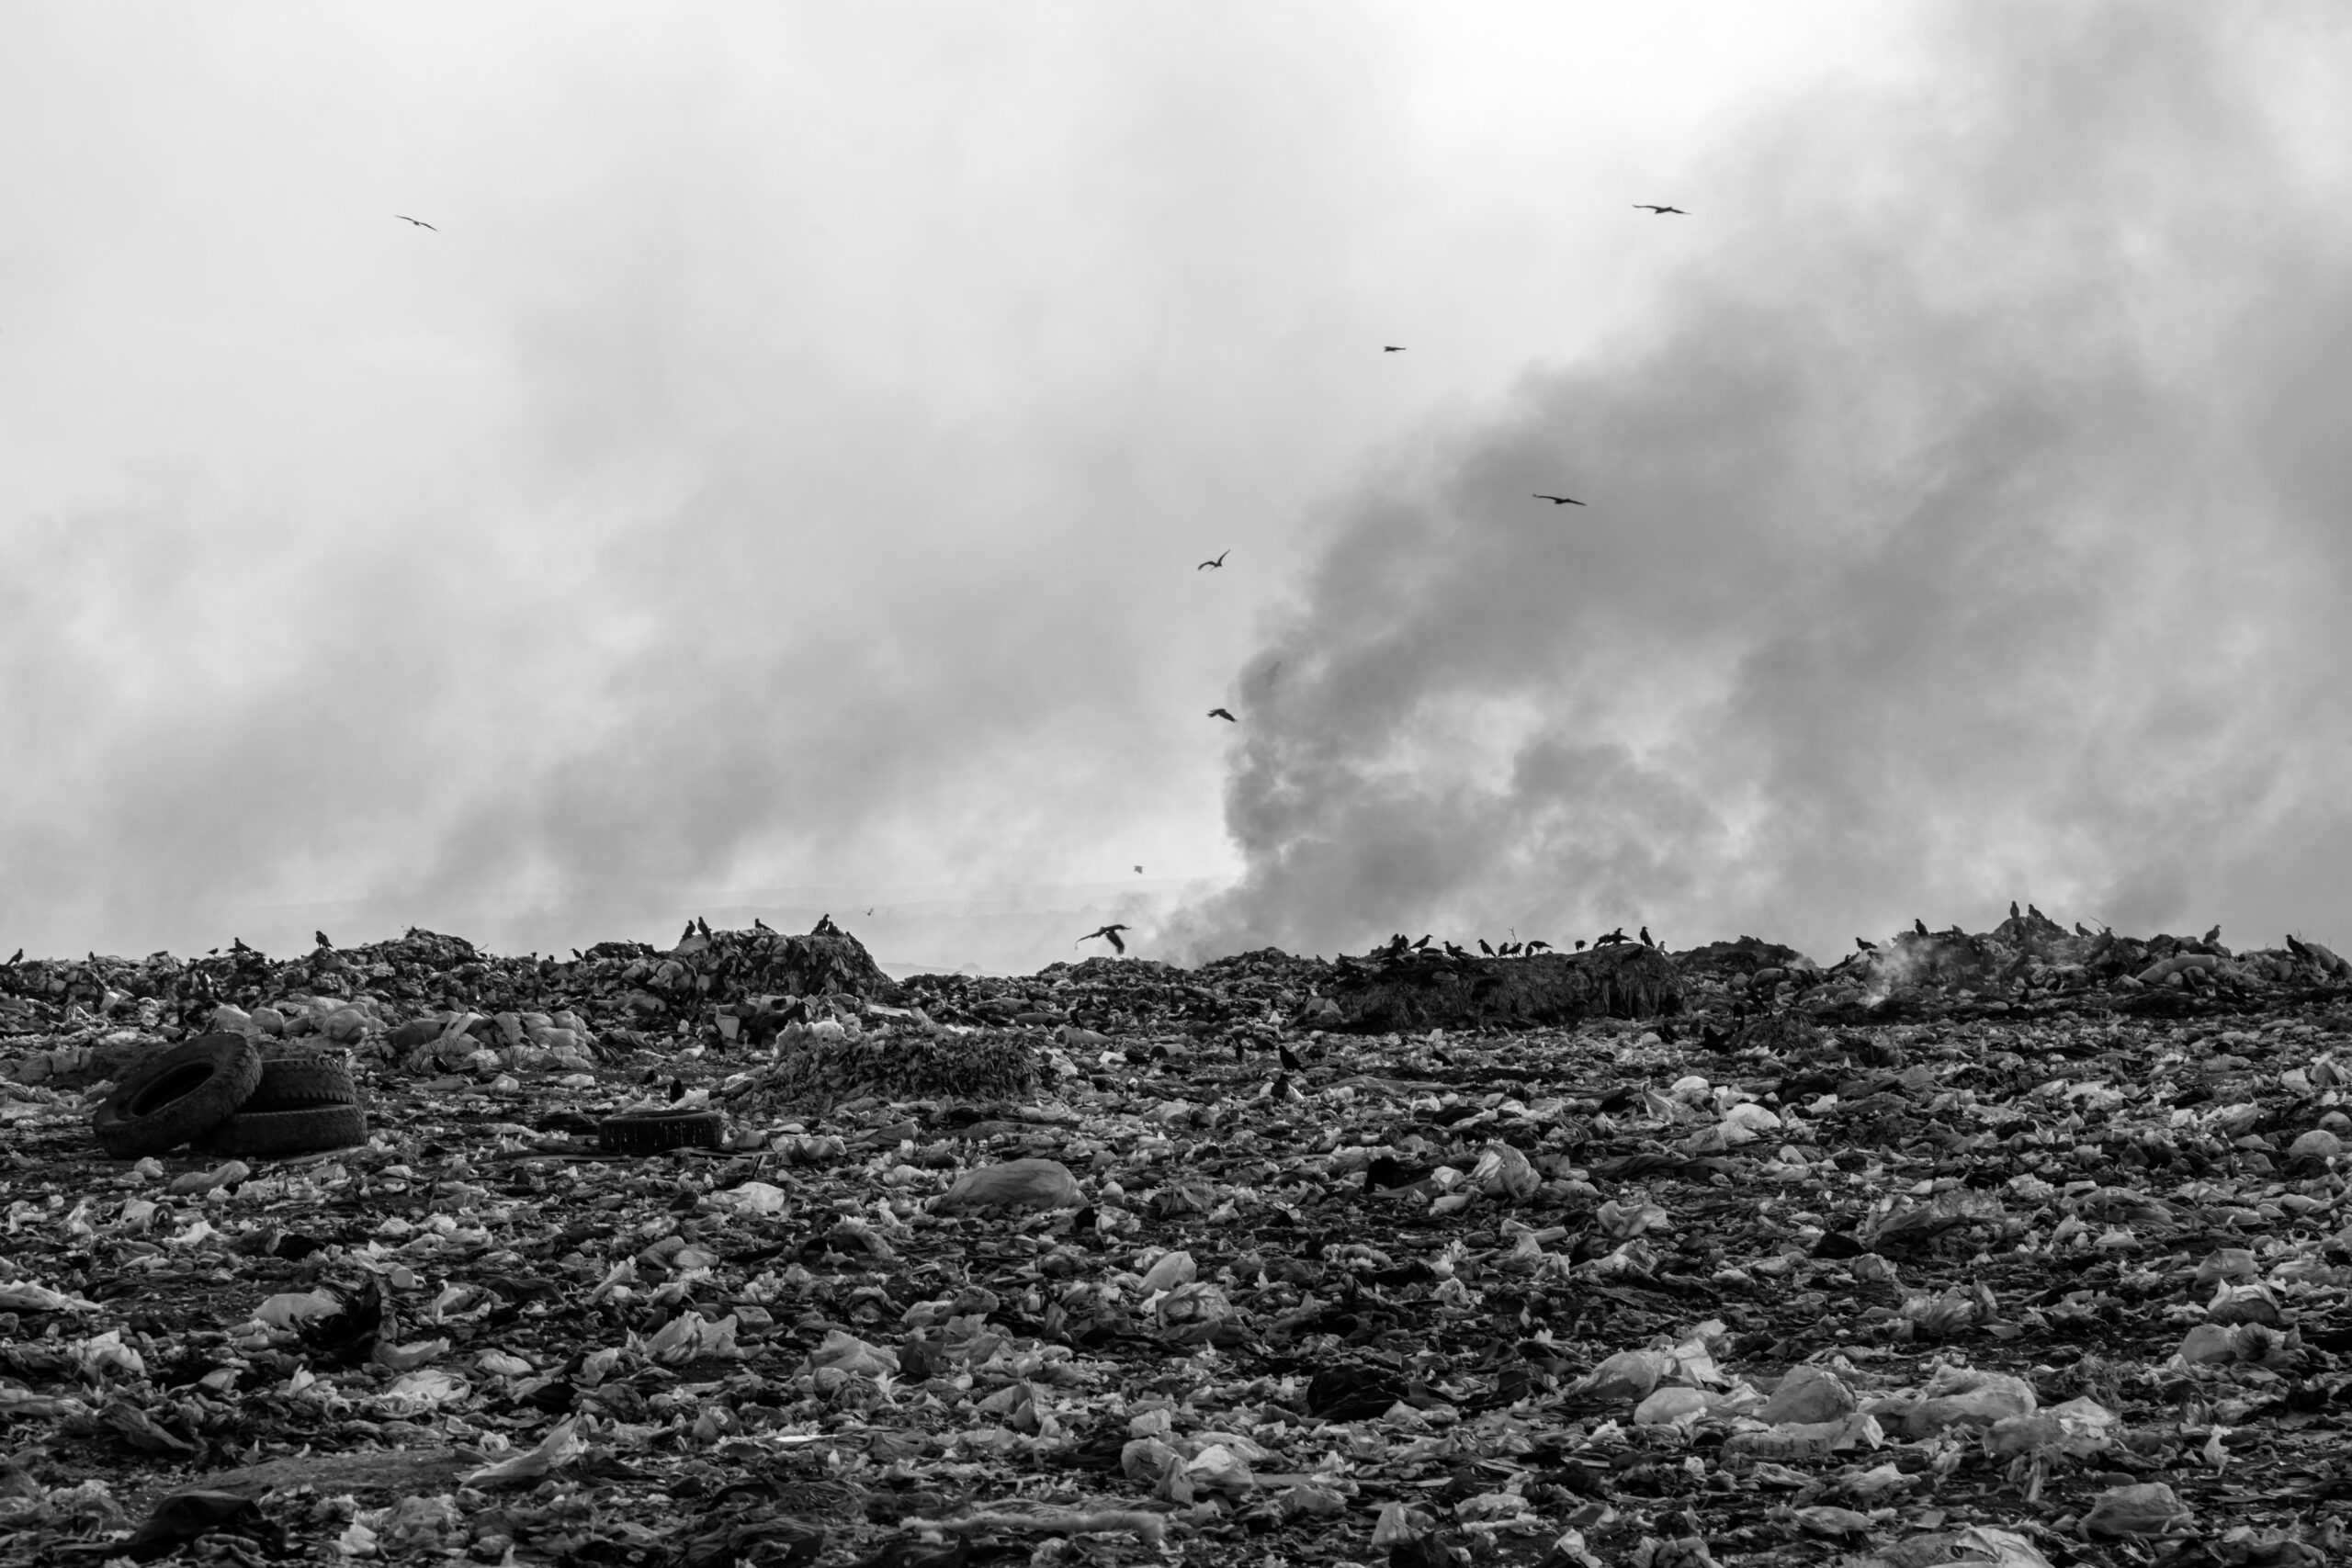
92 1034 369 1159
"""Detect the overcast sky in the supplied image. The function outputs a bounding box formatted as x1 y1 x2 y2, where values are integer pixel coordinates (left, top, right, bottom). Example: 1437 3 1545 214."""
6 4 2347 970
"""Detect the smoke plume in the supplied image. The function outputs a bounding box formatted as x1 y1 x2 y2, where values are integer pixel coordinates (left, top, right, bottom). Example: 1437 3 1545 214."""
1168 5 2352 964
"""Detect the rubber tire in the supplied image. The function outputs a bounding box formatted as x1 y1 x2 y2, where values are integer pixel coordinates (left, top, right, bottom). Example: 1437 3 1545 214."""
599 1109 725 1154
241 1055 359 1112
93 1033 263 1158
198 1103 370 1156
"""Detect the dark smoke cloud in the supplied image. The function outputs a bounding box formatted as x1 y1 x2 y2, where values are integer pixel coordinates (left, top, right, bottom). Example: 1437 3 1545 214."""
1168 4 2352 964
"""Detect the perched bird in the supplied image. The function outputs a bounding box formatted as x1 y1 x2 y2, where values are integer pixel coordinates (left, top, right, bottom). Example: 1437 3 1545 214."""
1574 939 1587 951
1914 918 1929 937
679 921 697 945
1198 550 1230 570
1412 934 1432 950
1208 707 1237 722
1533 494 1586 506
393 214 435 230
1856 936 1877 953
1383 345 1407 353
1525 940 1552 953
1077 923 1131 954
753 917 773 932
1478 938 1495 956
2289 934 2312 959
1639 926 1654 948
315 931 331 949
2028 903 2045 921
2075 922 2092 938
2203 924 2221 943
2009 901 2020 920
1634 204 1688 215
1278 1043 1303 1072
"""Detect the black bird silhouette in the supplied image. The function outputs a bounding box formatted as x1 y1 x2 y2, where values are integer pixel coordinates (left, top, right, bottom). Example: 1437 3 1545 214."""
1914 918 1929 937
1634 204 1688 215
1279 1043 1303 1072
1077 923 1131 954
1412 934 1432 950
2075 922 2092 938
2009 900 2020 920
1383 345 1407 352
1856 936 1877 952
1197 550 1229 570
2028 903 2045 921
1533 494 1586 506
1134 865 1143 874
1477 939 1495 956
864 908 874 917
696 916 713 938
1208 707 1237 722
753 917 773 932
679 921 697 945
1525 939 1551 953
2204 924 2222 943
393 215 435 230
1639 925 1654 948
1573 939 1587 951
314 931 331 949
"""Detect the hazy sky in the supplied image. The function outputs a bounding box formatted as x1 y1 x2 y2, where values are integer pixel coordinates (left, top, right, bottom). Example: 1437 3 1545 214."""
6 4 2346 968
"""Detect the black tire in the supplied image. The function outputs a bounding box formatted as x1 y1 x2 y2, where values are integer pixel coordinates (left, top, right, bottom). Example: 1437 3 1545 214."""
599 1109 726 1154
241 1055 360 1112
93 1033 263 1158
198 1103 371 1156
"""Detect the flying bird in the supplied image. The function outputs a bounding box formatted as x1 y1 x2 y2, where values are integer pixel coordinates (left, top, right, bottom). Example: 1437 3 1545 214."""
1383 345 1406 352
1634 204 1688 215
1533 494 1586 506
1077 923 1131 954
1208 707 1237 722
393 215 436 230
1197 550 1229 570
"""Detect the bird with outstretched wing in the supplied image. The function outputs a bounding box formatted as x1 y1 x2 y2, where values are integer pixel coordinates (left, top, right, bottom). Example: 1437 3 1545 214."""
1078 923 1131 954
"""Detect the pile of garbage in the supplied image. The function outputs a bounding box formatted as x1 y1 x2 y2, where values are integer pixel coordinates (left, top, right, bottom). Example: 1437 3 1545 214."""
4 908 2352 1567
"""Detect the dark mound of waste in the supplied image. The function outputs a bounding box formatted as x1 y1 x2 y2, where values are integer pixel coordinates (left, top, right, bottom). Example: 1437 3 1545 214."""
1329 937 1681 1032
